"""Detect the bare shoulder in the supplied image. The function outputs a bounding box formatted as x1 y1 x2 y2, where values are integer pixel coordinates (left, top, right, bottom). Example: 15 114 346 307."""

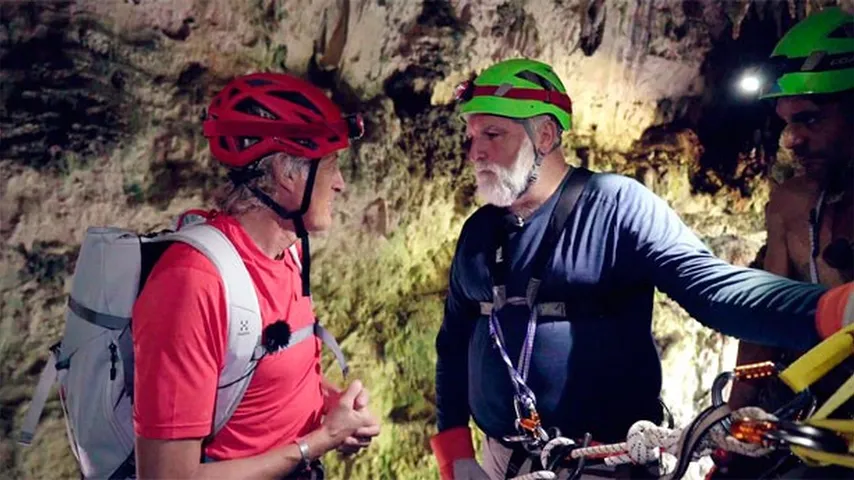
767 175 818 218
775 175 817 199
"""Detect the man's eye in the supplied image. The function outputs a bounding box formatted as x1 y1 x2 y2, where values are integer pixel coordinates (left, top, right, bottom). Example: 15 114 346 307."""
485 132 500 139
804 116 818 125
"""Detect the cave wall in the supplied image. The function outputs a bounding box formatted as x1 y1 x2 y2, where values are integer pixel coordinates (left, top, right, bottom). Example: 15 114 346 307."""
2 1 852 478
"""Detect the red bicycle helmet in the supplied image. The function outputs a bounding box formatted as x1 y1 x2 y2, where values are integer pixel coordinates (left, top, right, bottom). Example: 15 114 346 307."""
203 72 364 167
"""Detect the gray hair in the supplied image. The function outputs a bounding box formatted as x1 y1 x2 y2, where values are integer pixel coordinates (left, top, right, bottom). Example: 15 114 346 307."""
525 114 564 153
213 152 312 216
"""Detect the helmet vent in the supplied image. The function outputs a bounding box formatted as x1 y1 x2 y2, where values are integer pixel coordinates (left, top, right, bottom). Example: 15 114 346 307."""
238 137 262 150
292 138 318 150
234 98 280 120
828 22 854 39
515 70 558 91
245 78 274 87
268 90 322 115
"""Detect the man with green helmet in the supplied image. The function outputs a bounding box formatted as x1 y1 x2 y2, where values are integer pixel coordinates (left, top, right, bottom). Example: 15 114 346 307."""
430 57 837 479
720 6 853 479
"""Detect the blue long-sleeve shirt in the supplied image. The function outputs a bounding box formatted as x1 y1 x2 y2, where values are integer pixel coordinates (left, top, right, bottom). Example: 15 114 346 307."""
435 171 826 443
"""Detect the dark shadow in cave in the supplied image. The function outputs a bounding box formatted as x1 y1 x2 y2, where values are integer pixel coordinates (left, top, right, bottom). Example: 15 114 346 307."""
651 2 804 196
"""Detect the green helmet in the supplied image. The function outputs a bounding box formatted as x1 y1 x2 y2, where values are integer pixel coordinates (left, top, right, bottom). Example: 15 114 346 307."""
454 58 573 130
760 6 854 99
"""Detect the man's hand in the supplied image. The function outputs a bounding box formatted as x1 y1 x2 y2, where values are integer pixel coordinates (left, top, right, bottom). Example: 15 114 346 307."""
322 379 380 456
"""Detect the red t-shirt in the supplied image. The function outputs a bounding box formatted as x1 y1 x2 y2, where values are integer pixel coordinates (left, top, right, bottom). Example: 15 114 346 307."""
132 212 324 460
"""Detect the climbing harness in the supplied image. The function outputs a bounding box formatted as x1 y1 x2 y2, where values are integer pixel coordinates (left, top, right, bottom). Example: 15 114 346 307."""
478 167 592 468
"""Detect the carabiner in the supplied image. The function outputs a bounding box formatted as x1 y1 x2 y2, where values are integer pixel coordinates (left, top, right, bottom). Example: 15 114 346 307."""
766 420 850 454
513 395 536 421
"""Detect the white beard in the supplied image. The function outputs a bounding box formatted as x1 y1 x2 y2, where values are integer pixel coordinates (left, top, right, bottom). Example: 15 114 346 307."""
473 137 536 207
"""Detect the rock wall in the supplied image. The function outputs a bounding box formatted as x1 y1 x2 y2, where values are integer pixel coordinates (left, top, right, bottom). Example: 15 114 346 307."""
2 0 851 478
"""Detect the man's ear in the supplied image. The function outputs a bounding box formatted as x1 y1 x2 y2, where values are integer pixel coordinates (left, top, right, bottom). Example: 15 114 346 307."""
271 156 298 195
535 118 559 156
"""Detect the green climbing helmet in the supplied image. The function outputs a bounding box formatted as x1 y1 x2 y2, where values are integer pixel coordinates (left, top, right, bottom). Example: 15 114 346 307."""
454 58 573 130
760 6 854 99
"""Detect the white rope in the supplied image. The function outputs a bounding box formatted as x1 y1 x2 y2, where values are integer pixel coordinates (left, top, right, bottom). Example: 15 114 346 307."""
512 472 557 480
707 407 777 458
510 407 777 480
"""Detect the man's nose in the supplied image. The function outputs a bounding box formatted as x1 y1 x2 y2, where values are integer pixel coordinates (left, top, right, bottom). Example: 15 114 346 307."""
467 138 486 163
332 167 346 193
781 124 807 150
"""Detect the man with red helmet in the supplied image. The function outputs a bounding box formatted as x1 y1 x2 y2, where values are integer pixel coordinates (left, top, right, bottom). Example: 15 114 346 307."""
131 72 379 479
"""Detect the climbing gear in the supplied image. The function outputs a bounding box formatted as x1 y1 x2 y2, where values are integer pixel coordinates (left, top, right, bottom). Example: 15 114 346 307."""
505 404 775 480
507 296 854 479
477 166 592 466
711 361 817 432
454 58 573 130
734 320 854 470
455 59 575 196
759 7 854 99
203 72 363 166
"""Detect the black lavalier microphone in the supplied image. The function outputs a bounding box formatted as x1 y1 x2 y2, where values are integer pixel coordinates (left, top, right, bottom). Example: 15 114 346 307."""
263 320 292 354
218 320 293 390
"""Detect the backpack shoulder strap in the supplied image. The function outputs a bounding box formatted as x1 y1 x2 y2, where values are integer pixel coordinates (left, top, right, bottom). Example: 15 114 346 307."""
285 242 349 377
167 224 262 436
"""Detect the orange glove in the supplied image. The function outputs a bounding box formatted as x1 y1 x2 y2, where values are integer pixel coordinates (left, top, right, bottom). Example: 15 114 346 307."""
430 426 477 480
815 282 854 338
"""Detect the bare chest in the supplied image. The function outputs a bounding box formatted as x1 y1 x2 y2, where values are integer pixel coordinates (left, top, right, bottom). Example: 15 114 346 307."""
785 198 854 286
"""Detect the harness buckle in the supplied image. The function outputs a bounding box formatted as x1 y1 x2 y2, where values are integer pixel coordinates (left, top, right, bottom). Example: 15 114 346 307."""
513 396 550 444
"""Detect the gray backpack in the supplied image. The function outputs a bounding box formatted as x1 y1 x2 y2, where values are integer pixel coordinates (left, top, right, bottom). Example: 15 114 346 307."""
18 217 347 479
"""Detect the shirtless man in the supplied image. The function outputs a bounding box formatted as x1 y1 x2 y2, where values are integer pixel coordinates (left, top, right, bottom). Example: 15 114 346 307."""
731 7 854 409
719 7 853 478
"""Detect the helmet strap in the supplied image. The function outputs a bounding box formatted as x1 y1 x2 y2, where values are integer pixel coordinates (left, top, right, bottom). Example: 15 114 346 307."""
240 160 320 297
518 119 548 196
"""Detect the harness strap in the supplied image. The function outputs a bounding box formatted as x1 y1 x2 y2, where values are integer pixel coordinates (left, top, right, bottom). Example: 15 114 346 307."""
480 301 567 318
808 189 826 284
486 166 593 445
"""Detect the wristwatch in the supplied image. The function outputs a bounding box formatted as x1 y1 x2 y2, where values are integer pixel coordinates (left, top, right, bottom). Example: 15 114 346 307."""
295 438 311 470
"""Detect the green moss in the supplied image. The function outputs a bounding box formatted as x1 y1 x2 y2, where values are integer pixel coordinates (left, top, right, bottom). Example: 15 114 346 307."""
16 242 76 289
